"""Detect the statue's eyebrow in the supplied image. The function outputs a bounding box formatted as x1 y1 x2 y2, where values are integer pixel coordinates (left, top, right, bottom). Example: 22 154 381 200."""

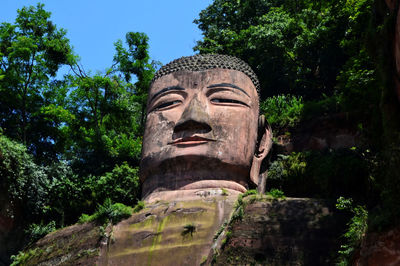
151 86 185 102
207 83 249 97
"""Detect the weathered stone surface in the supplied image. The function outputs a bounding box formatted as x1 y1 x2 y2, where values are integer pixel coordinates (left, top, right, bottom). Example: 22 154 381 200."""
355 226 400 266
12 222 106 266
20 191 236 266
140 54 272 201
18 194 353 265
213 196 348 265
107 194 235 265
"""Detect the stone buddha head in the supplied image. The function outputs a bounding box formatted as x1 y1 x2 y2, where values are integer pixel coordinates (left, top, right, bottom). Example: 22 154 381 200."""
140 54 272 201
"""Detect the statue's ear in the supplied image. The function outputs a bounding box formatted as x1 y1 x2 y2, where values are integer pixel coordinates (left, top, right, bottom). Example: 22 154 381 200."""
250 115 273 187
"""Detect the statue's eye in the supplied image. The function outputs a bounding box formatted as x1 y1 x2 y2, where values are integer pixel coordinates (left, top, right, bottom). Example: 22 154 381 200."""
154 100 181 110
211 98 247 106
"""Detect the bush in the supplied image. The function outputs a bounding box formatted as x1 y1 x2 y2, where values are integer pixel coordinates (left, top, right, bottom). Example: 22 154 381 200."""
336 197 368 265
0 134 48 221
43 162 83 226
260 95 303 130
78 198 132 225
266 188 286 199
10 249 39 266
92 162 140 206
25 221 56 244
268 153 306 186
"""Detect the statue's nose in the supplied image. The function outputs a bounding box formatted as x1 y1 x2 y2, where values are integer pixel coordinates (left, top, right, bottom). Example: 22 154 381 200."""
174 95 211 133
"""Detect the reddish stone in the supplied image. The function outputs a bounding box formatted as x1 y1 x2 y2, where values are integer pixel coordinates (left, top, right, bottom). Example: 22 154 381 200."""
355 226 400 266
140 67 272 201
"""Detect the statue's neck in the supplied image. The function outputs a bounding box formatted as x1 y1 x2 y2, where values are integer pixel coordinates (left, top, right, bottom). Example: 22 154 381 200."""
141 157 250 201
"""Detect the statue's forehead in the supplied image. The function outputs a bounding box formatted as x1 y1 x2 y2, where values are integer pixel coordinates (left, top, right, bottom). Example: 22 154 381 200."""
150 69 257 94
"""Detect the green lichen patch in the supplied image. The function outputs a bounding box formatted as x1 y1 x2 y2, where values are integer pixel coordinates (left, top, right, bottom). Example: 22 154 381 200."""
11 222 103 265
107 198 236 265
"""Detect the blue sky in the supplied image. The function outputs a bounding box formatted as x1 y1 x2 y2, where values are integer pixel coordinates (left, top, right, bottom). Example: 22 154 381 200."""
1 0 213 74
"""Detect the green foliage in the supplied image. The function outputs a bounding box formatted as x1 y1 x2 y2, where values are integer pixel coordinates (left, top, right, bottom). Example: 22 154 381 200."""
221 188 229 196
195 0 374 100
236 189 257 207
93 162 140 206
268 153 306 185
10 248 40 266
25 221 56 244
213 221 227 241
230 190 257 224
0 3 75 162
230 205 244 224
221 230 232 248
266 189 286 199
0 133 48 220
336 197 368 265
61 31 156 178
133 200 145 213
260 95 303 130
65 73 144 176
337 49 378 112
2 1 399 262
78 198 132 225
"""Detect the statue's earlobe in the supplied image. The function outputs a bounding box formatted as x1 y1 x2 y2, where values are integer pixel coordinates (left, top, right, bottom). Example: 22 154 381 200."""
250 115 273 192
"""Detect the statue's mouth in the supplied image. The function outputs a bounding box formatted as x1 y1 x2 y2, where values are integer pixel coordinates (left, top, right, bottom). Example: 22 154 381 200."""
168 136 215 145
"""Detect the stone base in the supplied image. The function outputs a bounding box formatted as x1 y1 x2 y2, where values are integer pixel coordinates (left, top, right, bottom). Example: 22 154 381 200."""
17 190 236 266
107 192 236 265
17 194 351 265
212 196 349 265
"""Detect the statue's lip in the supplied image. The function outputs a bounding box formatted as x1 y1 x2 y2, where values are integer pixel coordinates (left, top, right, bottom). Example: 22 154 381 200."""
168 136 215 145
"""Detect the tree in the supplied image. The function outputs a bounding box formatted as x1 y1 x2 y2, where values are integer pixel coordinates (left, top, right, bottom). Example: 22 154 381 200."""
113 32 159 129
63 32 157 176
194 0 373 100
0 3 75 163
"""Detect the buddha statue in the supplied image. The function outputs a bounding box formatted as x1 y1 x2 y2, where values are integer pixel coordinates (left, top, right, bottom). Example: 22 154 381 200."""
140 54 272 202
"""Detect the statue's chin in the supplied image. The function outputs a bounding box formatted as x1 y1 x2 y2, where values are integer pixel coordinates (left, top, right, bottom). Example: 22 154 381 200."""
143 186 244 203
179 180 247 192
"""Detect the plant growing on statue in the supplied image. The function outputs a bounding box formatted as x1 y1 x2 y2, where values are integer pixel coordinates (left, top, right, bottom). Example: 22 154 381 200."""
133 200 145 213
336 197 368 265
182 223 197 237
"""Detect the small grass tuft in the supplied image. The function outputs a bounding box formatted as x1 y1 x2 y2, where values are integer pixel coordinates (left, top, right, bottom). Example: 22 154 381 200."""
78 198 132 225
133 200 145 213
266 188 286 199
181 223 197 237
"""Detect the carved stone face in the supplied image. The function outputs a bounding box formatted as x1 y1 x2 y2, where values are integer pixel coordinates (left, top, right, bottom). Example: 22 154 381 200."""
140 69 260 198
